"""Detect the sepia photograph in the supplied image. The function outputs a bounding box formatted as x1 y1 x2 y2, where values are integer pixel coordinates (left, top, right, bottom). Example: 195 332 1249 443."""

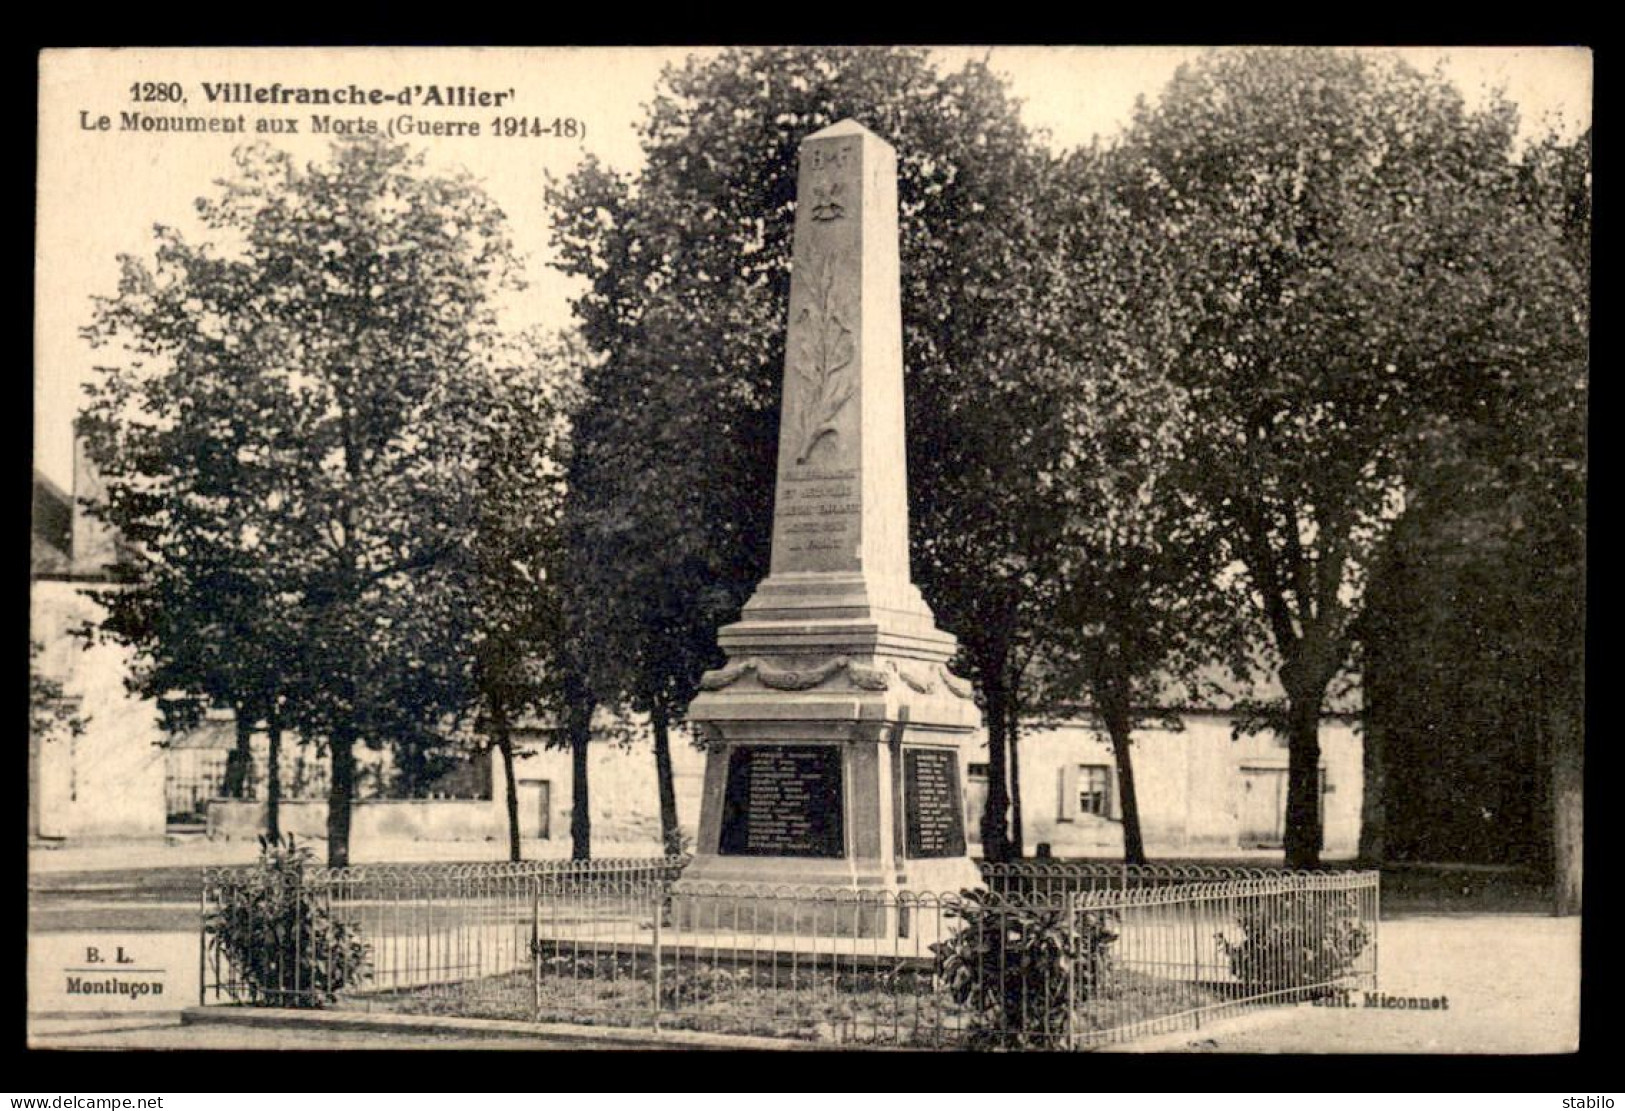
29 45 1589 1058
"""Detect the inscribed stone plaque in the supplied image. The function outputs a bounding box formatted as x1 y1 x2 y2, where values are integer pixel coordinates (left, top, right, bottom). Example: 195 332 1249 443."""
904 748 966 858
719 745 844 857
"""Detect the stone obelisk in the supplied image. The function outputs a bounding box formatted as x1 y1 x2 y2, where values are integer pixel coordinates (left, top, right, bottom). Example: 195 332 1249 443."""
679 121 983 927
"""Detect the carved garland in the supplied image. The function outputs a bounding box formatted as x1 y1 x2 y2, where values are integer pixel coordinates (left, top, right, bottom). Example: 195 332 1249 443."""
938 665 975 700
697 657 975 700
698 656 889 693
891 661 936 695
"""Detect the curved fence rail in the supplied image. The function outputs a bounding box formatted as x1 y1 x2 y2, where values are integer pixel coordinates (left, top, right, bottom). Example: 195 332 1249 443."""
200 856 1378 1050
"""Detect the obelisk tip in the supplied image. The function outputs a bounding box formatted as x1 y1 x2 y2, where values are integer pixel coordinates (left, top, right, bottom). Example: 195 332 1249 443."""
803 118 878 142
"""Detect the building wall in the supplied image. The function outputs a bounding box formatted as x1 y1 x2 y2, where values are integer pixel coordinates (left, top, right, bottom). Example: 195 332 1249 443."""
966 714 1364 859
28 590 1364 862
502 727 709 852
207 727 712 852
29 579 166 838
499 714 1362 859
210 798 509 842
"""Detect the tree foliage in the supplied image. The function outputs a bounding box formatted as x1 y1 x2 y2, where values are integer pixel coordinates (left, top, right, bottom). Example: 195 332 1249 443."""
1115 49 1588 865
447 329 584 860
1362 124 1587 900
547 47 1074 860
81 137 525 865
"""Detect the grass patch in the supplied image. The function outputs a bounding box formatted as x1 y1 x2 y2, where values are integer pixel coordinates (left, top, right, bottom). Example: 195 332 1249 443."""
352 954 1229 1049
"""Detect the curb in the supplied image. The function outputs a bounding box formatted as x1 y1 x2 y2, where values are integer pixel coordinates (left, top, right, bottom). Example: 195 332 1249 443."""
1104 1002 1307 1053
181 1006 831 1051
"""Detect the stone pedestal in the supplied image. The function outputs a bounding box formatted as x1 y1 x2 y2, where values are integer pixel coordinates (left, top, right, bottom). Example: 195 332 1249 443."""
675 121 984 936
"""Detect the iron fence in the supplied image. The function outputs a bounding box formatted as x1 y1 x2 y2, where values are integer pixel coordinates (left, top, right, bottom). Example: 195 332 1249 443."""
200 856 1377 1049
977 859 1363 899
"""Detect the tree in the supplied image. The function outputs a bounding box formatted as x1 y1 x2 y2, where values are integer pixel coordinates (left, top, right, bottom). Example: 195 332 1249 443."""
1116 49 1587 866
81 137 523 866
556 300 746 856
1008 142 1249 867
449 330 582 861
1360 126 1587 906
547 47 1067 861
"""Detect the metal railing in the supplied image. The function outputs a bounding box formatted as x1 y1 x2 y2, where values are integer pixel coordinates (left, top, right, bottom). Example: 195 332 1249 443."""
200 856 1377 1050
978 859 1353 898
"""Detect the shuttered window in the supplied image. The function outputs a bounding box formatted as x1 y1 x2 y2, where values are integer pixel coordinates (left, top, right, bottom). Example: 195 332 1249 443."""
1059 764 1114 820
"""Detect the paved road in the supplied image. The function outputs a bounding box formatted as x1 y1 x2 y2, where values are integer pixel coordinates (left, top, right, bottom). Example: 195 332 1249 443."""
1120 914 1580 1054
27 1016 598 1050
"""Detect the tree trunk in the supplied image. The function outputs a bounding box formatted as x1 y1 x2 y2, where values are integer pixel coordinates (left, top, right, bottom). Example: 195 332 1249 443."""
1282 690 1326 869
1006 697 1025 859
224 709 254 799
494 705 522 863
265 707 282 842
1099 693 1146 867
568 697 594 861
979 676 1012 862
1550 695 1583 916
325 726 357 868
651 703 681 857
1357 686 1385 868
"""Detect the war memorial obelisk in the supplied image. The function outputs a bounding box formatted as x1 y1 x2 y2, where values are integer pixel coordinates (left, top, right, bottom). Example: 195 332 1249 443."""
677 120 984 930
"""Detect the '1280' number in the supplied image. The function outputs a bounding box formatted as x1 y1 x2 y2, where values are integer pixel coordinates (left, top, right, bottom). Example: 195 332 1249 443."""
130 82 185 103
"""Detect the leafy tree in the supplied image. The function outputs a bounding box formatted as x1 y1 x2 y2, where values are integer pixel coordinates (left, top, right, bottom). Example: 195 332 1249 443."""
1361 125 1587 908
556 300 744 856
547 47 1065 861
1013 142 1249 867
81 137 522 865
1116 49 1587 866
448 330 583 861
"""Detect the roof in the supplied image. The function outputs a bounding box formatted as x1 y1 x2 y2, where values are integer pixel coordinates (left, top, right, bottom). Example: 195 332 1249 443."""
1150 662 1362 717
31 470 72 576
1035 661 1362 721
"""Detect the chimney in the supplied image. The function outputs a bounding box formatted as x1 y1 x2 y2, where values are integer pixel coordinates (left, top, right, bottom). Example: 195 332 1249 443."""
71 429 117 578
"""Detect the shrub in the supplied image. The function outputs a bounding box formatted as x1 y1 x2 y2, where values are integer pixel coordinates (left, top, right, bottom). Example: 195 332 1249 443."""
1216 887 1370 998
205 834 371 1007
932 889 1118 1049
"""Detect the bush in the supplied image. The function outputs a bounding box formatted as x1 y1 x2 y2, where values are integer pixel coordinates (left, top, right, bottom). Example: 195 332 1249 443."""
205 834 371 1007
932 889 1118 1049
1216 888 1370 998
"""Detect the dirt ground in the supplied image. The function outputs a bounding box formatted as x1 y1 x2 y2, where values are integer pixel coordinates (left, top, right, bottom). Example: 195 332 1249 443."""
1120 913 1581 1054
27 1015 597 1050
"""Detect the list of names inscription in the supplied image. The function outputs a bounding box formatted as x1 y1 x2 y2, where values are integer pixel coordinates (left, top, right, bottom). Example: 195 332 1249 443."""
720 745 844 857
904 748 966 858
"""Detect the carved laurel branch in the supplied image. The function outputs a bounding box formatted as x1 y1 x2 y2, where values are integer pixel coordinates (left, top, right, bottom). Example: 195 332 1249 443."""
791 249 856 465
699 656 888 693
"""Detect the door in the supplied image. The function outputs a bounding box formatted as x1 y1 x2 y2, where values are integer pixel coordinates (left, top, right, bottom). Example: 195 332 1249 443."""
533 780 551 840
519 780 551 840
1240 767 1288 848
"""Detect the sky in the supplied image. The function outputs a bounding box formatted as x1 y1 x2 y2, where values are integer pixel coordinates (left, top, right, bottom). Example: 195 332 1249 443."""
33 46 1592 492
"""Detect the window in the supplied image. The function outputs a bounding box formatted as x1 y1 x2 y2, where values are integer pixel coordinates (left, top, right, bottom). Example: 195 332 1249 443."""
1059 763 1114 821
1078 765 1111 817
967 763 990 779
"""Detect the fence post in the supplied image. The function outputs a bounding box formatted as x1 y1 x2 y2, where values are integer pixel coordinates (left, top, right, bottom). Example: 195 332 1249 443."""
651 884 663 1033
1065 890 1078 1052
531 884 541 1019
1191 889 1201 997
1372 872 1381 990
198 875 208 1006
